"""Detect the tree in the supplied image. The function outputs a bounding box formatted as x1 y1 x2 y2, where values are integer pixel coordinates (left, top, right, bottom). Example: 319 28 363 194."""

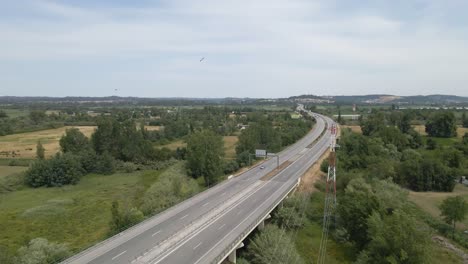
425 111 457 138
440 196 468 238
16 238 70 264
29 110 47 125
356 210 429 264
247 225 304 264
60 128 90 153
36 141 45 160
338 178 379 249
462 112 468 128
186 130 224 186
426 138 437 150
360 111 386 136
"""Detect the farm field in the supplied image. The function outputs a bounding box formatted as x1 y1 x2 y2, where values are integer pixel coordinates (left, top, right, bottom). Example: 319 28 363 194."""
0 126 96 159
413 125 468 138
0 125 168 159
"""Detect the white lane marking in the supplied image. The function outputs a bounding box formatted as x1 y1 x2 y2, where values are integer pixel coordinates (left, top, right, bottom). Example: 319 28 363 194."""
111 250 127 260
218 224 226 230
180 214 189 220
202 202 210 207
193 242 203 250
152 230 161 237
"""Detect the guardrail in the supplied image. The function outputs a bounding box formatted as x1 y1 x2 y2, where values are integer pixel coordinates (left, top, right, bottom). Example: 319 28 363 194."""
211 179 300 264
61 111 330 264
211 116 332 263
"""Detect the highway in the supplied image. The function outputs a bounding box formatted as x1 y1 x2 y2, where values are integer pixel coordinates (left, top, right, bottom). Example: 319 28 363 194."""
62 108 334 264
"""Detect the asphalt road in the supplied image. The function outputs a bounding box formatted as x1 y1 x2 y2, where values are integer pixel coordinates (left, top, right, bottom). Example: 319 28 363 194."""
62 109 334 264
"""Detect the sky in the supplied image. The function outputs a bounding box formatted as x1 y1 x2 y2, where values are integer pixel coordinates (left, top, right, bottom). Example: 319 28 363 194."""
1 0 468 98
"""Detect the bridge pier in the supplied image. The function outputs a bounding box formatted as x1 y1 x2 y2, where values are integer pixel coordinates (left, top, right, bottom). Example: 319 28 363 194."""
258 214 271 231
228 242 244 263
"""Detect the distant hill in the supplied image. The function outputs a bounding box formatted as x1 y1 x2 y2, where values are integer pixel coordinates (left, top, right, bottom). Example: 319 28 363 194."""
288 94 468 105
1 94 467 106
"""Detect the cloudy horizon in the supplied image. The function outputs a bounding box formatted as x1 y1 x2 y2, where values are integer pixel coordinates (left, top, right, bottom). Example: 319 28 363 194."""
1 0 468 98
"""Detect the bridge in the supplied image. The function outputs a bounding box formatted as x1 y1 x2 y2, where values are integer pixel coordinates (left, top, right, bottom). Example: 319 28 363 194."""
62 108 334 264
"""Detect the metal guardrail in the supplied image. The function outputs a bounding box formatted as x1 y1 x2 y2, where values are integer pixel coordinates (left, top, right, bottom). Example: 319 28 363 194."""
210 115 332 263
62 112 331 264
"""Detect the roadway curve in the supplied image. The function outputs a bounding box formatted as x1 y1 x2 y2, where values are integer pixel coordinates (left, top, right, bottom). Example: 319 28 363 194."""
62 108 334 264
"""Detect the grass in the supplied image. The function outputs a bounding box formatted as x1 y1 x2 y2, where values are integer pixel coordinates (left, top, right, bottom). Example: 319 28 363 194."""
340 125 362 134
157 136 239 159
295 219 352 264
0 108 29 118
0 126 96 159
0 166 27 179
409 184 468 230
0 168 165 255
223 136 238 159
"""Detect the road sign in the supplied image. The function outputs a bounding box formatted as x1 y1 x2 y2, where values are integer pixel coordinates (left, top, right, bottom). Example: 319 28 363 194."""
255 149 266 157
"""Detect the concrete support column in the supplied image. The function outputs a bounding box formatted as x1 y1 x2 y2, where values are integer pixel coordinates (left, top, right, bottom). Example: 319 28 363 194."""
228 242 244 263
258 220 265 230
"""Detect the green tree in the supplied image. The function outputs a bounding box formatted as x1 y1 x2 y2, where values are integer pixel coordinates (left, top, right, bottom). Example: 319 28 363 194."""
338 178 379 249
186 130 224 186
462 112 468 128
16 238 70 264
440 196 468 238
29 110 47 125
426 138 437 150
356 210 429 264
425 111 457 137
60 128 90 153
36 141 45 160
247 225 304 264
360 111 386 136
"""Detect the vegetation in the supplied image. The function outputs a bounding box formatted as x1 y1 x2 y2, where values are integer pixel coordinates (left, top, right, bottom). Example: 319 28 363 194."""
36 141 45 160
439 196 468 238
425 111 457 137
186 130 225 186
16 238 70 264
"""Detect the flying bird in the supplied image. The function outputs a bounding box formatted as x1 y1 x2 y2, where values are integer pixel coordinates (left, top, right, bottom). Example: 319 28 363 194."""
200 57 205 62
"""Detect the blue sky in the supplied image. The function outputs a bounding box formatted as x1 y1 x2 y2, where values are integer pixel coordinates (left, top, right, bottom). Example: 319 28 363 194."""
1 0 468 98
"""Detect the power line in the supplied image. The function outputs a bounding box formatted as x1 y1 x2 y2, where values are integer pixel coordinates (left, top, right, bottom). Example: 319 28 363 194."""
317 123 337 264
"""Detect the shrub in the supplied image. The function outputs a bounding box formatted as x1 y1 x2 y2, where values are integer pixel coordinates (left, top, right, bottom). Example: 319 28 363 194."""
25 153 84 187
16 238 70 264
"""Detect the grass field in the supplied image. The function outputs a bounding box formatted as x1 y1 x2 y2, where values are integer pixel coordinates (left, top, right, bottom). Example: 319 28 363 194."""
413 125 468 138
223 136 238 159
295 219 352 264
0 166 27 179
0 168 167 255
0 108 29 118
340 125 362 134
0 126 96 159
409 184 468 230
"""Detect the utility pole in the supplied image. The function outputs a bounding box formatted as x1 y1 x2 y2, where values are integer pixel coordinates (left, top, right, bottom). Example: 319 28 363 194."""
317 123 337 264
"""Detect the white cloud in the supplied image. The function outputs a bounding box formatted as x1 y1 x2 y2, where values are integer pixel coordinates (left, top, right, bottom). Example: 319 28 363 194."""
0 0 468 96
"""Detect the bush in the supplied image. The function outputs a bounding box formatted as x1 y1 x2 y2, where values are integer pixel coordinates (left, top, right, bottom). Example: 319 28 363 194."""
320 159 329 173
224 160 240 174
25 153 85 187
16 238 70 264
109 201 144 234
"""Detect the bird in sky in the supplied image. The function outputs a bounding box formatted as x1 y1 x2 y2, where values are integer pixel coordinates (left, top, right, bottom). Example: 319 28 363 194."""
200 57 205 62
